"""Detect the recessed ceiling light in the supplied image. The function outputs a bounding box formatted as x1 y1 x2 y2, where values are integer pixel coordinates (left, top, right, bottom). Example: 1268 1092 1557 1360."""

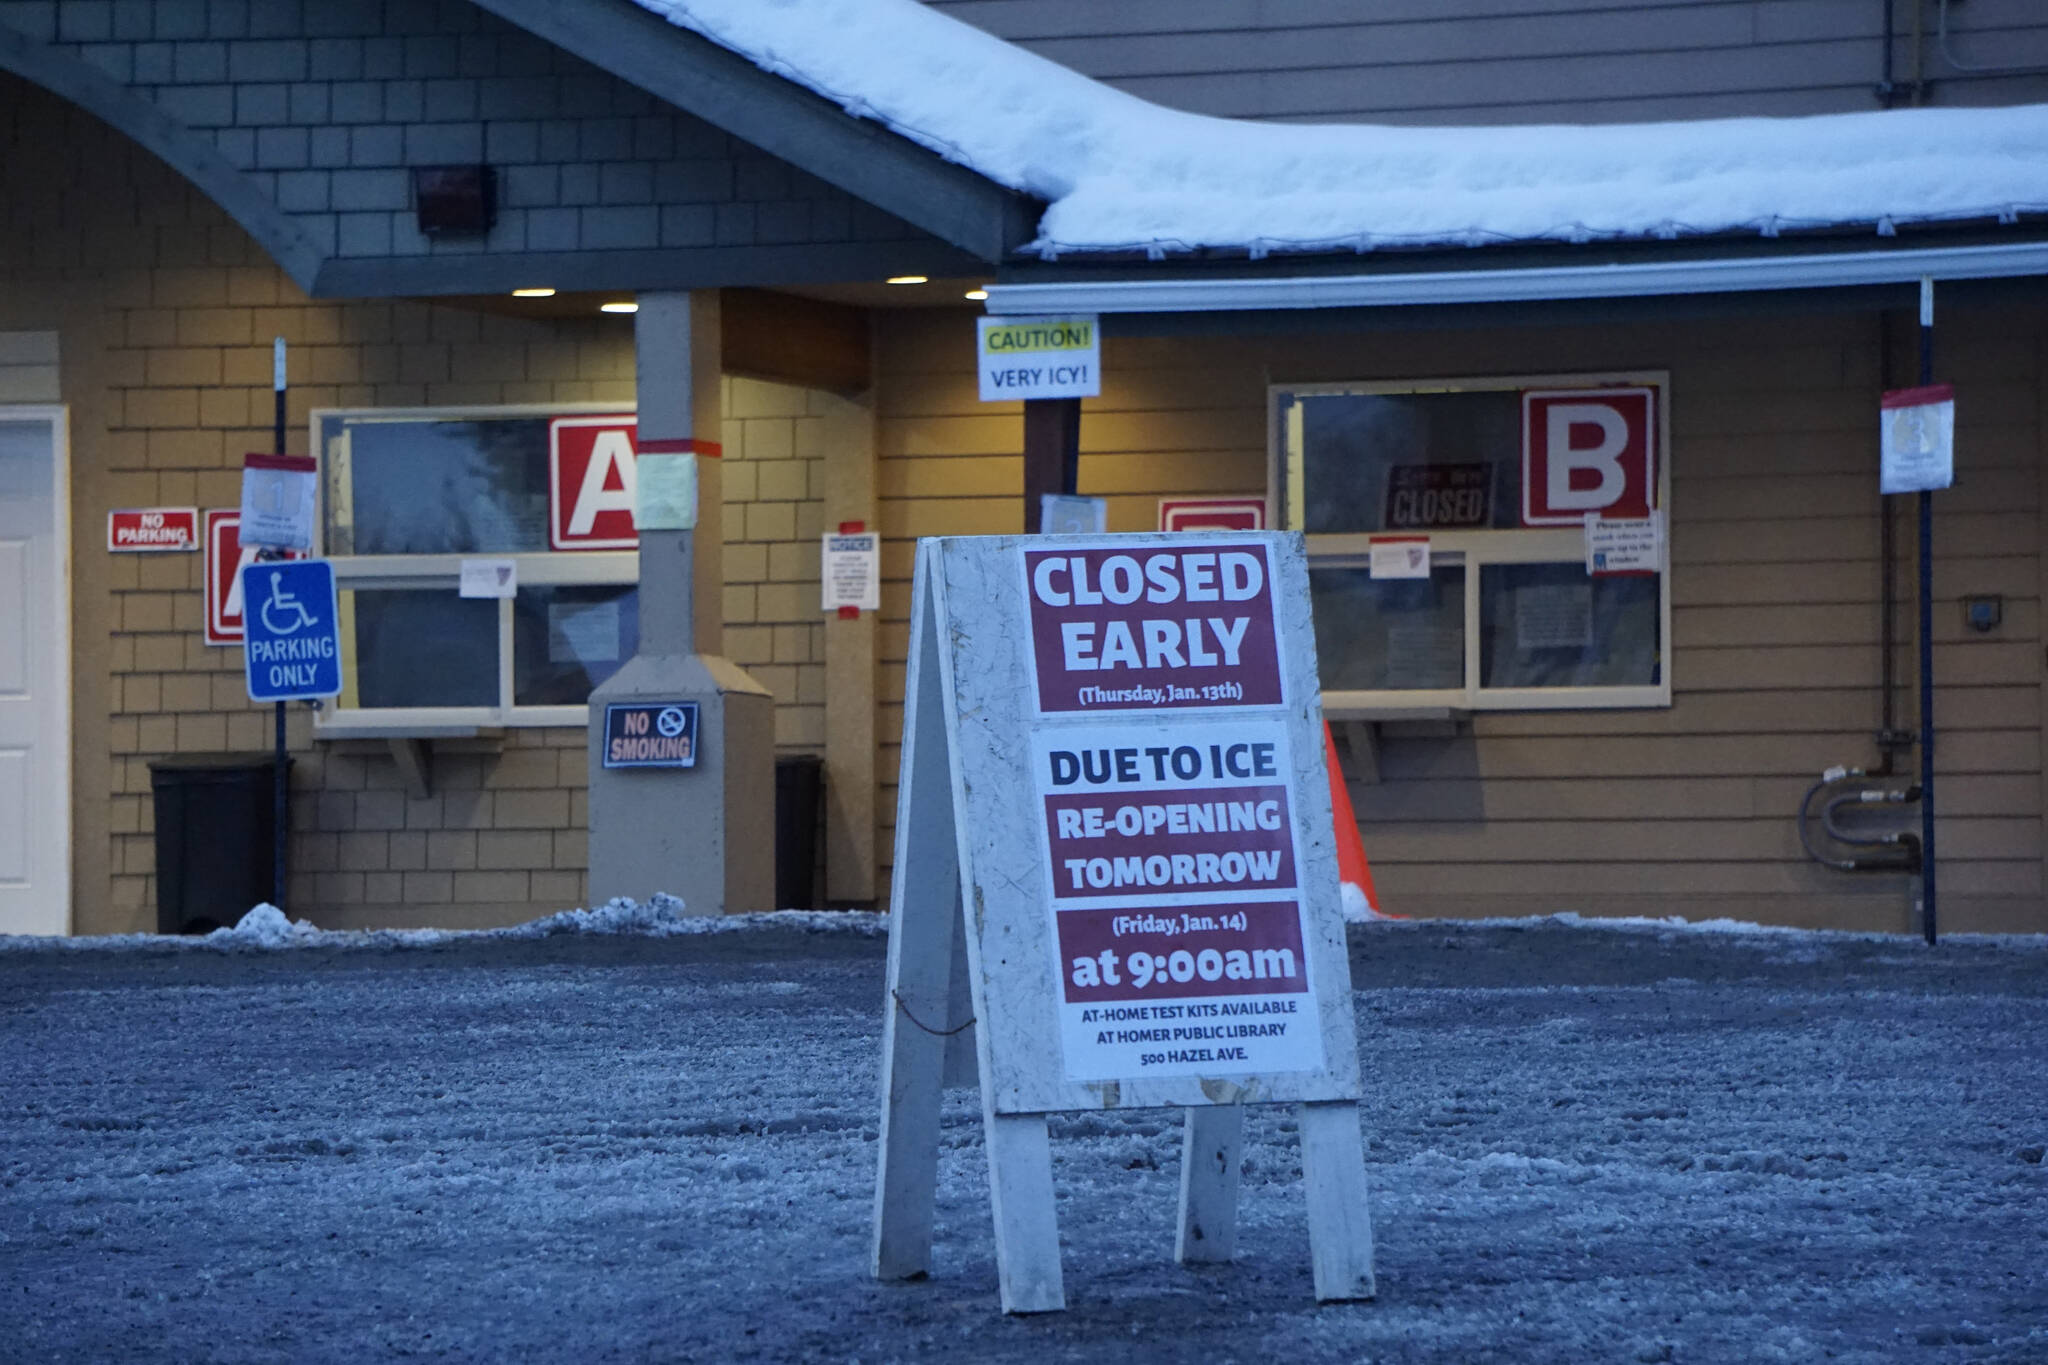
511 287 556 298
963 289 989 301
885 275 929 286
600 301 639 314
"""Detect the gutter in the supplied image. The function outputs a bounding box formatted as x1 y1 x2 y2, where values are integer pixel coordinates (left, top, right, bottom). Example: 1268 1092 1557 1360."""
982 238 2048 316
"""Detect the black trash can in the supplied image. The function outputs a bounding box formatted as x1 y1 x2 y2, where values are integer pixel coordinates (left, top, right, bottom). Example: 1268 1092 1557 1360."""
774 754 824 911
149 753 291 935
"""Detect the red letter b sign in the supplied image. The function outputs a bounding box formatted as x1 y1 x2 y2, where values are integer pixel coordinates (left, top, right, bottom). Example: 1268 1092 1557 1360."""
1520 387 1656 526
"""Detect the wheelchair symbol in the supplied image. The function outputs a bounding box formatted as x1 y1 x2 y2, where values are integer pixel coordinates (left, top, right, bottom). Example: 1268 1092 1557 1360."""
259 571 317 635
655 706 688 738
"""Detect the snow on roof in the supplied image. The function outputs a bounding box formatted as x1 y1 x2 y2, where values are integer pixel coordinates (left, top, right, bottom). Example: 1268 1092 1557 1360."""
635 0 2048 259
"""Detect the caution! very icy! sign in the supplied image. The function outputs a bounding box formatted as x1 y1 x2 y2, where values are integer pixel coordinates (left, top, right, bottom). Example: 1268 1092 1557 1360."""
976 315 1100 402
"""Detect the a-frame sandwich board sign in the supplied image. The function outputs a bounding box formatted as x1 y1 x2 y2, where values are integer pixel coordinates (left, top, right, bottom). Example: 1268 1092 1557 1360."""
871 532 1375 1313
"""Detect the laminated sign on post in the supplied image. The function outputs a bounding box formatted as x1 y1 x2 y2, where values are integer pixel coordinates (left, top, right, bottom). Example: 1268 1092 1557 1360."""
976 315 1101 402
1880 383 1956 494
237 453 318 551
872 532 1374 1314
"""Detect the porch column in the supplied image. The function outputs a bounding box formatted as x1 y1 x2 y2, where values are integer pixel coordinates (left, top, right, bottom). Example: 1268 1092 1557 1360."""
585 290 775 914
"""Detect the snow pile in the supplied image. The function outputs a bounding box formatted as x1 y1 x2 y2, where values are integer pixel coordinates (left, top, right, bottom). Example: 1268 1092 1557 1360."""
633 0 2048 257
1340 881 1397 924
507 892 703 938
498 894 880 940
0 897 886 953
207 902 323 947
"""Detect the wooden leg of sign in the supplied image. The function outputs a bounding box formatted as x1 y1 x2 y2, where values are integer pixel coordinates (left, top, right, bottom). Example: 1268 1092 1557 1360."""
939 916 976 1089
1298 1101 1376 1302
871 572 964 1283
870 879 958 1280
1175 1104 1244 1264
983 1112 1065 1313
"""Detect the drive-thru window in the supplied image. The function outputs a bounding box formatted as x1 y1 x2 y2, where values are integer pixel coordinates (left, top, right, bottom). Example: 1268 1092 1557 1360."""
1275 372 1671 713
313 406 643 733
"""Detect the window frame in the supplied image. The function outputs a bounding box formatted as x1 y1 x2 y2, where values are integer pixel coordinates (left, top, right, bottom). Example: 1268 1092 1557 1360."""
1269 370 1673 717
308 402 640 738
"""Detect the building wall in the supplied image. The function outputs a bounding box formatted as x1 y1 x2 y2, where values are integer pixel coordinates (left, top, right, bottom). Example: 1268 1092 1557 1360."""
871 302 2047 932
923 0 2048 125
1 73 834 934
3 0 925 269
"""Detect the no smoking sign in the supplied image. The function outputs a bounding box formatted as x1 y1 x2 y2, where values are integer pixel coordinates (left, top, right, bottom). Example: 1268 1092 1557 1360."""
601 701 699 769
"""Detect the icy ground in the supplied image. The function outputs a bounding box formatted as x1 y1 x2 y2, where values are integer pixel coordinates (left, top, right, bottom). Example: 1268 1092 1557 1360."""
2 915 2044 1364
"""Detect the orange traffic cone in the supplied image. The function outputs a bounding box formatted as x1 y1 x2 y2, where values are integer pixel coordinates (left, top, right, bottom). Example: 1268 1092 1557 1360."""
1324 721 1395 922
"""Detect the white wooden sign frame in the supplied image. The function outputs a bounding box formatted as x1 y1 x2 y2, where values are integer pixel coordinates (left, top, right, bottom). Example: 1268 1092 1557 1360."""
871 532 1374 1313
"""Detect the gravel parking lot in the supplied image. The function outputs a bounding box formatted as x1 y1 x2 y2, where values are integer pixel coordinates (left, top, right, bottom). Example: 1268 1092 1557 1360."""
2 912 2043 1363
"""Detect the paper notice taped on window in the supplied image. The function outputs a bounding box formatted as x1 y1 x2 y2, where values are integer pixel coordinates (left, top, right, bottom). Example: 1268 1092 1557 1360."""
1383 621 1462 690
458 558 517 599
549 598 621 664
1368 536 1430 580
1585 513 1662 576
1514 582 1593 651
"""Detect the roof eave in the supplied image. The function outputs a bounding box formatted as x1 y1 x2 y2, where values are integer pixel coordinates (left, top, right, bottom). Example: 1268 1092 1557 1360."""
985 235 2048 315
469 0 1038 265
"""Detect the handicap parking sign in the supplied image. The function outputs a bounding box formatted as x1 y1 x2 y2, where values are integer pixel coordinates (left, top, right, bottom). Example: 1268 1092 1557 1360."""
241 559 343 702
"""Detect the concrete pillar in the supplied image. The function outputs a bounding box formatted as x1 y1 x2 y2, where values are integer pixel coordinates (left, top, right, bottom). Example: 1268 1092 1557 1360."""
585 290 774 914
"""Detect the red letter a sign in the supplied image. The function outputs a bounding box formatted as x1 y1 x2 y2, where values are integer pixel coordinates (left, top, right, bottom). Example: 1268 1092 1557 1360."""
550 416 641 549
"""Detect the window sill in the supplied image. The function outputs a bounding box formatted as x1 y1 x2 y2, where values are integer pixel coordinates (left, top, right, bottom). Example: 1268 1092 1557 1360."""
314 719 492 740
313 705 589 738
1322 703 1464 723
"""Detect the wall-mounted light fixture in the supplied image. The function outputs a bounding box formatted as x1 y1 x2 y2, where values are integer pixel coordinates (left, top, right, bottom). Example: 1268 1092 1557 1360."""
413 165 497 236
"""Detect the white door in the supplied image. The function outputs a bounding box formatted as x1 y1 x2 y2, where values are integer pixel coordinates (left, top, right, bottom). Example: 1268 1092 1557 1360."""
0 409 69 934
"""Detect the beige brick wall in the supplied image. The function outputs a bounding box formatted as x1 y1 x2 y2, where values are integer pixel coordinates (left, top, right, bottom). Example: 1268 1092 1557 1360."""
96 285 643 932
3 74 836 934
718 376 832 754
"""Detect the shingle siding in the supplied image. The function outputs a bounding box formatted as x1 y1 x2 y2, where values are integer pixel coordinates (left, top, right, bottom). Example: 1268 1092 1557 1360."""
0 0 931 266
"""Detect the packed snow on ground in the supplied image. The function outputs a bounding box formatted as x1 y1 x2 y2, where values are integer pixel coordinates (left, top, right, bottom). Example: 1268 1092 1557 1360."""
2 909 2043 1363
0 895 885 956
634 0 2048 256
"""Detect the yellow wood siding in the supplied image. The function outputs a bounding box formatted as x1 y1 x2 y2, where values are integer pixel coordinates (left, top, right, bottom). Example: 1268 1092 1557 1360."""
871 304 2045 932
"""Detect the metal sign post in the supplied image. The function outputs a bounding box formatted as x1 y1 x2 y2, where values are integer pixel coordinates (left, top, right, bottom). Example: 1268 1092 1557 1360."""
1877 282 1949 945
1916 283 1939 945
269 340 288 910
